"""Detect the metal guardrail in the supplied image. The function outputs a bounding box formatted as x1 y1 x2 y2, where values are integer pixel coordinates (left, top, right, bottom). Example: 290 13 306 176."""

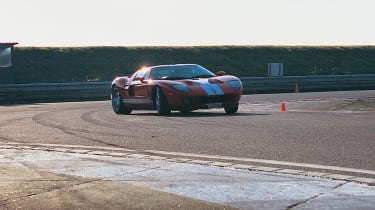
241 74 375 94
1 75 375 104
0 82 111 104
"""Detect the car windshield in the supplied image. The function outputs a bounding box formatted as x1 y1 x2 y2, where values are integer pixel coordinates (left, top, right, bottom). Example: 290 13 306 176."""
149 65 215 80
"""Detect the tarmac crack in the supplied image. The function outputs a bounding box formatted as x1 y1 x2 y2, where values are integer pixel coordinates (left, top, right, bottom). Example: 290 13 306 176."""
333 181 349 189
285 194 321 210
285 181 349 210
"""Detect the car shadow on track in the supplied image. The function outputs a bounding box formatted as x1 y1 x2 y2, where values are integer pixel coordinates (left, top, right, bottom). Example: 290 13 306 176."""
131 112 270 118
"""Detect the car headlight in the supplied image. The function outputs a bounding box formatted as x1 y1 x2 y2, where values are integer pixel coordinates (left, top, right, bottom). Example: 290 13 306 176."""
171 84 190 93
228 80 242 90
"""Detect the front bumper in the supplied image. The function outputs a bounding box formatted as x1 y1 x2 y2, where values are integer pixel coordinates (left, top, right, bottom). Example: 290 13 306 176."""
169 94 241 110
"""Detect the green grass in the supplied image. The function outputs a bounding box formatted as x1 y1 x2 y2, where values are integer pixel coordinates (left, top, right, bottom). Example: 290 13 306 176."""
13 46 375 83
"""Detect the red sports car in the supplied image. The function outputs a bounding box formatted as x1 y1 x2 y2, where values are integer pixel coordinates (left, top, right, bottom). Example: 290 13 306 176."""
111 64 242 115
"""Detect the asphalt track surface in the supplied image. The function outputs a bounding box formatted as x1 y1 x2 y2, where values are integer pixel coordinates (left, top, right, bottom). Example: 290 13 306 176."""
1 90 374 179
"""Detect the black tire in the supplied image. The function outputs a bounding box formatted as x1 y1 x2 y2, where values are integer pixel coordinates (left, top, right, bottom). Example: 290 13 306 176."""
224 103 239 114
111 86 132 114
155 87 171 115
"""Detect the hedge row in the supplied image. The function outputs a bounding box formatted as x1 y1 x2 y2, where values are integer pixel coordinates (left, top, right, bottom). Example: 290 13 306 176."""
13 46 375 83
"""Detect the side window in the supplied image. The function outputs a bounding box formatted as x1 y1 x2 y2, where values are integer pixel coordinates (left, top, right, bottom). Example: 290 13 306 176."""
133 69 149 81
130 71 138 81
143 73 149 80
150 69 159 79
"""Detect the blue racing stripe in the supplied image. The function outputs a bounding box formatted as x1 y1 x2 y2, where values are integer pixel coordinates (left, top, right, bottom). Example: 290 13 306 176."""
201 84 215 96
210 84 224 95
201 84 224 96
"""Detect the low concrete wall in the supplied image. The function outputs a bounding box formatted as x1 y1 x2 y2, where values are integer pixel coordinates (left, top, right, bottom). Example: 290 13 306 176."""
1 75 375 104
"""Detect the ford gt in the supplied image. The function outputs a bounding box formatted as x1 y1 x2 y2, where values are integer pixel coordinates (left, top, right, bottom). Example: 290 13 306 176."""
111 64 242 115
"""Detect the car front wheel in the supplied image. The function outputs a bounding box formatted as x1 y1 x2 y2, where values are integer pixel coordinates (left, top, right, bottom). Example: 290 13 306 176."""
224 103 238 114
155 87 171 115
111 86 132 114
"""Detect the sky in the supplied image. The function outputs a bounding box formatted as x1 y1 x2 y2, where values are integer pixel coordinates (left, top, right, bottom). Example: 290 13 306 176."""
2 0 375 46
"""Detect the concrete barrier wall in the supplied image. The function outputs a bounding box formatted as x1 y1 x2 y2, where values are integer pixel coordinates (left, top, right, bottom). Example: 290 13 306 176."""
1 75 375 104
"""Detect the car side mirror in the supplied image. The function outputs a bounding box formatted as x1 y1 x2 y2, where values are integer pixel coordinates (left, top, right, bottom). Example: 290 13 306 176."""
216 71 226 76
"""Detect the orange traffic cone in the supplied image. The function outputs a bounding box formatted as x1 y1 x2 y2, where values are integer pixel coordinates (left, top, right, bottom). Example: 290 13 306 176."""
280 102 286 112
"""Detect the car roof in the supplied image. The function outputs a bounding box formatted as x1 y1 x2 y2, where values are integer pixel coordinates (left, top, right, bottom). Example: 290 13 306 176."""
149 64 198 69
134 64 201 75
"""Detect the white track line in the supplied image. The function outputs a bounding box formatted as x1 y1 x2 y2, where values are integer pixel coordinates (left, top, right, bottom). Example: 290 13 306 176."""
144 150 375 176
2 142 375 177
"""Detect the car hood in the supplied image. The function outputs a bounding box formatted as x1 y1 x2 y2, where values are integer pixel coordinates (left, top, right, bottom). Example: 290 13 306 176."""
172 75 239 86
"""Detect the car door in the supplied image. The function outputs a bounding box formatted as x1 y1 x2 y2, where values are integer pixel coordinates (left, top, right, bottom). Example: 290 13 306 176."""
126 69 152 108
